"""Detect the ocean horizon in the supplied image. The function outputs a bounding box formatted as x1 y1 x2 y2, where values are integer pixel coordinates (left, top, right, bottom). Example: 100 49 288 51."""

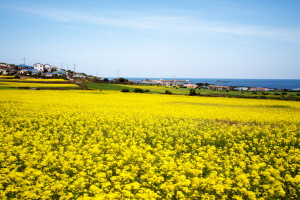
109 77 300 90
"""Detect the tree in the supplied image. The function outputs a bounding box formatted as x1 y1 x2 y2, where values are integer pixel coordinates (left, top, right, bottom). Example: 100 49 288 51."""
189 89 196 96
103 78 109 82
189 88 200 96
165 90 172 94
196 83 204 87
121 89 130 92
134 88 144 93
117 77 128 82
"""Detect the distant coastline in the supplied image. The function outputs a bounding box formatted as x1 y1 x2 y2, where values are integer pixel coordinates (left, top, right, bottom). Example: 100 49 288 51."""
109 78 300 90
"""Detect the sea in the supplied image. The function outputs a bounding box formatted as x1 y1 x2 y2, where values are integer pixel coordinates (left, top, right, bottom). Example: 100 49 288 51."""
124 78 300 90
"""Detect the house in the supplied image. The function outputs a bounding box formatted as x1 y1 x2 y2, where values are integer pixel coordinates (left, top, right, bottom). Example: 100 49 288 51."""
161 81 172 86
33 63 44 71
208 85 230 90
161 80 181 86
73 74 86 78
43 64 51 71
249 87 269 91
0 64 9 68
45 73 53 77
52 70 67 76
42 64 58 72
17 64 34 70
234 87 248 91
0 65 8 75
142 79 162 84
0 65 16 75
142 79 151 84
20 69 39 75
50 66 59 71
183 84 198 88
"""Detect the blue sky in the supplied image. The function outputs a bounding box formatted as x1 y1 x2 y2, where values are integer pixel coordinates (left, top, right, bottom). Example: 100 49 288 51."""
1 0 300 79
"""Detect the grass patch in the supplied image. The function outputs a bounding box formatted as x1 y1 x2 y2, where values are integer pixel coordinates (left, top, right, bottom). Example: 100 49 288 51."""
86 83 191 94
85 83 300 100
0 86 18 90
85 83 134 91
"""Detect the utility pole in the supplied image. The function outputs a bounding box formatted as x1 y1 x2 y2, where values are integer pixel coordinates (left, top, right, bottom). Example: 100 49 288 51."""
73 64 76 74
23 57 26 65
67 64 68 71
117 70 120 78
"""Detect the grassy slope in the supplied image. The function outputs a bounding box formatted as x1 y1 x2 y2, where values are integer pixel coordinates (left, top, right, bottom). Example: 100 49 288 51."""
0 85 18 90
85 83 191 94
86 83 300 100
85 83 134 91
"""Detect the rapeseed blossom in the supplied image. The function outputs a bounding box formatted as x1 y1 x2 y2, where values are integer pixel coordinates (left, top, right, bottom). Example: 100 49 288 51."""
0 79 68 82
0 90 299 199
0 82 79 88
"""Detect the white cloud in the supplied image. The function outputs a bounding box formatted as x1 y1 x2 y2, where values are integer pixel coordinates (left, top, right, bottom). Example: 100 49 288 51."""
3 4 300 43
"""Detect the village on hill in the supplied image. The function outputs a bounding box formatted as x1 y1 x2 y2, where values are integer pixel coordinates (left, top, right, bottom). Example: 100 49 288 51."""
0 62 87 79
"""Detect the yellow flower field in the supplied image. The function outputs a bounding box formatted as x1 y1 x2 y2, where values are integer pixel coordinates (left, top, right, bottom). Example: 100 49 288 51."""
0 90 299 199
0 79 68 82
23 79 68 81
0 82 79 88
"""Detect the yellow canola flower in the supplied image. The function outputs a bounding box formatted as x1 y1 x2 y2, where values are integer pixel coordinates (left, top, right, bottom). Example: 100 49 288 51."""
0 81 79 88
0 79 68 81
0 90 299 199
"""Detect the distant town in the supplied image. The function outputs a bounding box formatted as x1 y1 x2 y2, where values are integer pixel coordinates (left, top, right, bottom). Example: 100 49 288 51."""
0 62 88 79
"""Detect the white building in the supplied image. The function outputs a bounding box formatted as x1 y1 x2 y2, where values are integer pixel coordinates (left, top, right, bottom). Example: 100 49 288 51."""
208 85 230 90
42 64 59 72
33 63 44 71
234 87 248 91
43 64 51 71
